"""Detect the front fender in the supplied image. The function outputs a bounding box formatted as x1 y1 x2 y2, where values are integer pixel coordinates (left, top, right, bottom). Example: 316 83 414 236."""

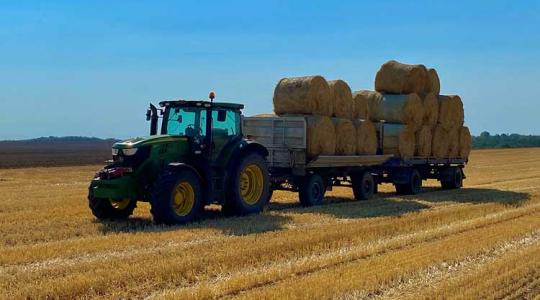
166 162 202 180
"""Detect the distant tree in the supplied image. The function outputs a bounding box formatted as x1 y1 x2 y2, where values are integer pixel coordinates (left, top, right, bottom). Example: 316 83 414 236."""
472 133 540 149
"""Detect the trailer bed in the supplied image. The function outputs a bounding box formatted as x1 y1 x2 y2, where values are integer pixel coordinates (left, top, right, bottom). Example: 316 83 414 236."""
243 116 467 170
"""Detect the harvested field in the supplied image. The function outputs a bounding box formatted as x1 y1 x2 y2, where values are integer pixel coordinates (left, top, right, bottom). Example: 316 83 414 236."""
1 148 540 299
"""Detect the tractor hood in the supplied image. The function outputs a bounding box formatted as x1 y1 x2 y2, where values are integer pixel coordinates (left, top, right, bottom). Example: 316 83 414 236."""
113 135 187 149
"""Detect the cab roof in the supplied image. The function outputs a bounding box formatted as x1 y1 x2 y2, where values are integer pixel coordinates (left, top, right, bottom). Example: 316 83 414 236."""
159 100 244 110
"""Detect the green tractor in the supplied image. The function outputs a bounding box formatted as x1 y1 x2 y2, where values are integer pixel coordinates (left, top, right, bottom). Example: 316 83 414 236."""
88 94 271 224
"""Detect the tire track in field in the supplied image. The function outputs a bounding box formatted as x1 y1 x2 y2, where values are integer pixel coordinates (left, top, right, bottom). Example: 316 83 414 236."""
350 231 540 300
145 205 540 299
466 175 540 188
224 217 540 300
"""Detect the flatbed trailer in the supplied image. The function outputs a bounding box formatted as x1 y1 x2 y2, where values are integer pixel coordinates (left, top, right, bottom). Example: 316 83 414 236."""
243 116 466 205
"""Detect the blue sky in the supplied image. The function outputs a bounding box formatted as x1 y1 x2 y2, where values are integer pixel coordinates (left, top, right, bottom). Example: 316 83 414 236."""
0 1 539 140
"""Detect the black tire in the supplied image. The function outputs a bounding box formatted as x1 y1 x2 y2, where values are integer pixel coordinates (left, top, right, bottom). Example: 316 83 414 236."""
441 167 463 190
150 169 203 225
395 169 422 195
351 172 374 200
88 180 137 220
298 173 326 206
223 153 270 215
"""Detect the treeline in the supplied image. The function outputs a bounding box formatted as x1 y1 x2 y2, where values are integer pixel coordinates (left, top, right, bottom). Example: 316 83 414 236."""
12 136 119 143
473 132 540 149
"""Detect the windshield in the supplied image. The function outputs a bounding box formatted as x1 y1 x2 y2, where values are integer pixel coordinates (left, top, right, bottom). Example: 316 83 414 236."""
162 107 206 136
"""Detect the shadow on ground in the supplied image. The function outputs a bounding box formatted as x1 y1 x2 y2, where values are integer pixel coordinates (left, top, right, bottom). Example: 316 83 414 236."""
95 187 530 236
406 187 530 206
95 206 293 236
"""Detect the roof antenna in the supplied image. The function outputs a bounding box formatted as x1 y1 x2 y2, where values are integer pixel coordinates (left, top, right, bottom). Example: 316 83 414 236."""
208 91 216 103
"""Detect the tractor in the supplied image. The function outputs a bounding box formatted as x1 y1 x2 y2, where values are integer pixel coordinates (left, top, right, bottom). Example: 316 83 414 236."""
88 93 271 224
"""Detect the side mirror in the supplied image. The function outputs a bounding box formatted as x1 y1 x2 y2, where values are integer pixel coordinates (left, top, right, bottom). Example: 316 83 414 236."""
177 115 183 123
146 109 151 121
217 110 227 122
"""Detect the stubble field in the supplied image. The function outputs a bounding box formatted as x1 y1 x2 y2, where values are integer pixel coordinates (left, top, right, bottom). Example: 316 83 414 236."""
0 148 539 299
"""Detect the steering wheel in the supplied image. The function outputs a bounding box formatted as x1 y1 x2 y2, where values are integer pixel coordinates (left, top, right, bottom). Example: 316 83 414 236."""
185 124 203 137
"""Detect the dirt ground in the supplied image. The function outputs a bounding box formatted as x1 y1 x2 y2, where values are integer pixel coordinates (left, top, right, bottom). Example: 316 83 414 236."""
0 148 539 299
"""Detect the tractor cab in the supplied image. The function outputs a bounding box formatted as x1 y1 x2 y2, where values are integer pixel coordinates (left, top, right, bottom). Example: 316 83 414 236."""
152 99 244 162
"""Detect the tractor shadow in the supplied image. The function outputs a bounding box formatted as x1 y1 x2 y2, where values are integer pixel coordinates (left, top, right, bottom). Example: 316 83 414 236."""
95 205 293 236
95 187 529 236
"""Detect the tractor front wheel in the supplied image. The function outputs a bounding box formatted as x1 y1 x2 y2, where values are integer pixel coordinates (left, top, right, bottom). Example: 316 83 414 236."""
88 181 137 220
150 169 203 225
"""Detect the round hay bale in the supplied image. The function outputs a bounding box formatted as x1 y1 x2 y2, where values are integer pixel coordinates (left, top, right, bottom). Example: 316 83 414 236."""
448 128 460 158
352 91 370 120
306 115 336 158
438 95 464 130
375 60 428 94
357 90 382 120
332 118 356 155
415 125 433 157
421 93 439 126
273 76 333 116
328 80 354 119
424 68 440 94
369 93 424 129
376 123 415 158
459 126 472 158
454 95 464 127
432 125 449 158
354 119 377 155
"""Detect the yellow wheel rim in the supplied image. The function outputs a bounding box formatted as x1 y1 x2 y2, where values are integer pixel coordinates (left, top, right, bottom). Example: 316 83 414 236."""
110 198 130 210
239 164 264 205
172 182 195 217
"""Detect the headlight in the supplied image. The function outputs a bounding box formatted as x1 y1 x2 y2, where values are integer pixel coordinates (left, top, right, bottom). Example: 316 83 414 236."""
112 148 119 156
122 148 138 156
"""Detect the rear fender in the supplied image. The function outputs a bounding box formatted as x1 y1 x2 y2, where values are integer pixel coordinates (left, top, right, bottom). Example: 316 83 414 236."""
227 140 269 170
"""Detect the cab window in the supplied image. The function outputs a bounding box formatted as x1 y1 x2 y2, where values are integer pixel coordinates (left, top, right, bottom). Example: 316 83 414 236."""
211 109 239 137
165 107 206 136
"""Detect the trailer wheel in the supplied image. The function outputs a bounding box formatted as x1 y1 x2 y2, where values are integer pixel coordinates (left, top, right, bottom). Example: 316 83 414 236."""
441 167 463 190
88 181 137 220
298 173 326 206
150 169 203 225
224 153 270 215
351 172 374 200
395 169 422 195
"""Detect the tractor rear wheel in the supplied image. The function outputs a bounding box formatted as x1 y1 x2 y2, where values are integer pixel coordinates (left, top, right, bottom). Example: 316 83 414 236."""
224 153 270 215
88 181 137 220
150 169 203 225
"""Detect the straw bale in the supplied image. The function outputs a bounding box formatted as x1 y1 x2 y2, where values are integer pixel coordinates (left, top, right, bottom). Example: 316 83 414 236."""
328 80 354 119
375 60 428 94
273 76 332 116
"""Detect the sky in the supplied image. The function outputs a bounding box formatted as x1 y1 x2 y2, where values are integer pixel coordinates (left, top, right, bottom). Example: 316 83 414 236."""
0 0 539 140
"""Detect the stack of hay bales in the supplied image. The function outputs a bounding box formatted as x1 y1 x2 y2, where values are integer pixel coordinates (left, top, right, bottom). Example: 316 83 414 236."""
371 60 470 159
273 75 377 158
268 59 471 160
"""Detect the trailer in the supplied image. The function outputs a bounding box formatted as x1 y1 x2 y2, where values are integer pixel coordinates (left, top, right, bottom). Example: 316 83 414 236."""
243 116 466 205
